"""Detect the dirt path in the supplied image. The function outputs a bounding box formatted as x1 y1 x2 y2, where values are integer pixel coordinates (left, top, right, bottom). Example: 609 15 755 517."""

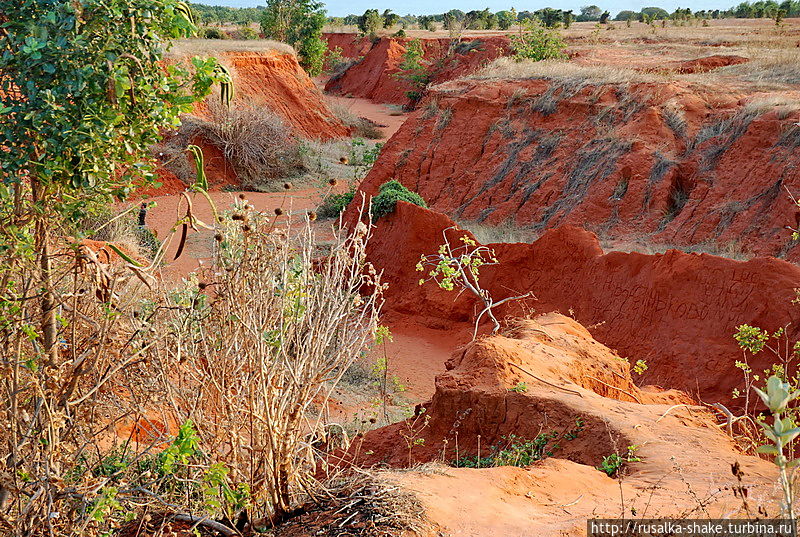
324 94 408 142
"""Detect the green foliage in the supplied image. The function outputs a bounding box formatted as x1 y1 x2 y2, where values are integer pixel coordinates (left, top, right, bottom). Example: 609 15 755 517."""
510 20 567 62
190 3 263 25
509 382 528 393
260 0 327 75
318 190 355 218
597 445 640 477
753 375 800 517
455 420 584 468
395 38 430 102
418 15 437 31
633 359 648 375
203 26 228 39
496 10 517 29
735 324 770 354
0 0 219 225
358 9 384 37
417 234 495 292
371 180 427 222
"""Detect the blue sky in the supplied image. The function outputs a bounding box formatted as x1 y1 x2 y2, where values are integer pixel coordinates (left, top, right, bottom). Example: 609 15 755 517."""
202 0 736 17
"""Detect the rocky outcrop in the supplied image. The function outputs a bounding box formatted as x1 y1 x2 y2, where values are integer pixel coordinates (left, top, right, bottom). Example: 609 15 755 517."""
356 77 800 260
361 202 800 407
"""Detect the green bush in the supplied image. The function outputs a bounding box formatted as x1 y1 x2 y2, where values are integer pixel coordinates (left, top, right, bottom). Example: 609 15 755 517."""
233 27 259 40
454 420 584 468
510 20 567 61
203 27 228 39
371 180 426 222
318 190 355 218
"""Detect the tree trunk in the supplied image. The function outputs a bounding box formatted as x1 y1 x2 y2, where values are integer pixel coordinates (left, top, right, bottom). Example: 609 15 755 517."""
31 178 58 367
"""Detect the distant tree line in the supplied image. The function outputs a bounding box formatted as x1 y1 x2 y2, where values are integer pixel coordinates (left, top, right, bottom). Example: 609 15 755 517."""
189 3 265 25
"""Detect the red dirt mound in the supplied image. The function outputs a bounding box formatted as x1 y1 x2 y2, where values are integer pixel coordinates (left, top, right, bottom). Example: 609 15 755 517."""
670 54 749 74
323 35 511 106
361 202 800 407
338 313 777 527
355 77 800 260
223 51 350 139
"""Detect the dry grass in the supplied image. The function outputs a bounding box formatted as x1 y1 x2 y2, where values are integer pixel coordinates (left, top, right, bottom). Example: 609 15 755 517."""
166 38 294 57
470 57 657 85
162 100 304 190
330 103 385 139
719 49 800 87
456 219 540 244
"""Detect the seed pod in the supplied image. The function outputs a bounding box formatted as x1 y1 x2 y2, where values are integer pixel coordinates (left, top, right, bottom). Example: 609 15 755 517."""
232 214 244 221
308 211 317 222
274 207 283 216
214 233 223 242
340 157 349 164
283 182 292 190
328 178 338 186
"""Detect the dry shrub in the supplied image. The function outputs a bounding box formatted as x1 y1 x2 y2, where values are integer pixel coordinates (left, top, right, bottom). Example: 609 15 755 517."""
157 203 384 527
152 101 305 190
330 103 385 140
188 101 304 188
0 226 169 536
0 201 387 535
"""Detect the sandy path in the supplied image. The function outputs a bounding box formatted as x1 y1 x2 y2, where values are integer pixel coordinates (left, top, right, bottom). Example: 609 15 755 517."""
324 94 408 142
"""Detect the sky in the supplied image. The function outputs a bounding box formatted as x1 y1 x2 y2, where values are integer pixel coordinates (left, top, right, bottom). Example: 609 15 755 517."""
201 0 738 17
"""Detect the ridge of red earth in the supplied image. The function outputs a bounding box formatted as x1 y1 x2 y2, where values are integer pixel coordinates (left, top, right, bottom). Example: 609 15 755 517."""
354 76 800 260
357 202 800 408
332 312 778 533
323 33 511 105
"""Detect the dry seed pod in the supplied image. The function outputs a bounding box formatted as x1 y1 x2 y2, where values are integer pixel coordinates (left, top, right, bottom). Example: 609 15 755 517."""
283 182 292 190
214 233 223 242
308 211 317 222
328 178 338 186
274 207 283 216
340 157 349 164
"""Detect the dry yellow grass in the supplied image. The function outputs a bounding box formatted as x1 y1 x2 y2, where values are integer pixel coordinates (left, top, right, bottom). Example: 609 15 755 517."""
167 38 294 57
469 57 658 84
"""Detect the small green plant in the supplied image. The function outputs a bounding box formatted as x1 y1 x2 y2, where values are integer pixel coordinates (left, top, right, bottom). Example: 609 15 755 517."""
753 375 800 519
510 19 567 62
455 419 584 468
633 359 648 375
371 180 427 222
509 382 528 393
203 26 228 39
417 230 532 339
318 189 355 218
597 445 640 477
393 38 431 104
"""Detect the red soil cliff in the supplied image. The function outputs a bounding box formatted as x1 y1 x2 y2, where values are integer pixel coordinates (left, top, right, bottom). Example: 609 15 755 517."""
222 50 349 139
323 34 511 106
363 202 800 407
356 77 800 260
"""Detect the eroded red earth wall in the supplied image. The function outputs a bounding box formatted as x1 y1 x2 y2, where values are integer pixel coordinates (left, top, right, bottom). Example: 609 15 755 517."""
357 78 800 260
366 202 800 407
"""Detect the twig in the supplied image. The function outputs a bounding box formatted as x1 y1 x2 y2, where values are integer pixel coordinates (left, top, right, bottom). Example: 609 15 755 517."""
509 362 583 397
584 376 642 404
655 404 689 422
558 494 583 508
172 513 237 536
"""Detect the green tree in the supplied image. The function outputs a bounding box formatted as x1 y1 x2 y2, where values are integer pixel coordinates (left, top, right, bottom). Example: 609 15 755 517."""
562 9 575 28
261 0 327 75
578 4 603 20
510 19 567 61
382 8 400 28
0 0 219 365
496 10 517 29
358 8 384 37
